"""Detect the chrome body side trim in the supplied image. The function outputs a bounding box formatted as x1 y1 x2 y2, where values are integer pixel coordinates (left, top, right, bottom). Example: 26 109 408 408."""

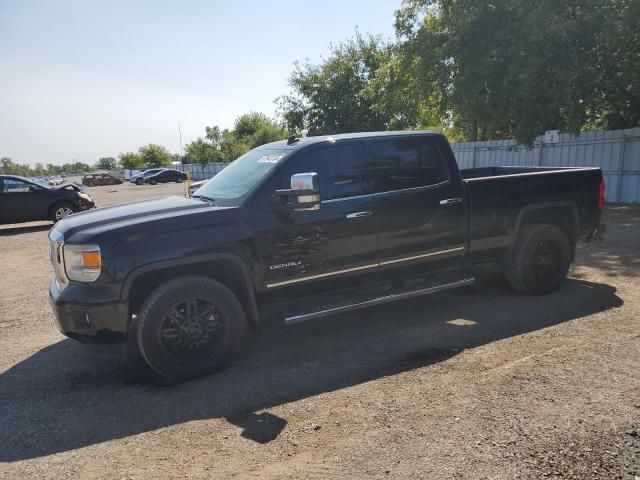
266 246 466 288
320 179 450 204
379 246 465 266
266 263 378 288
284 278 475 324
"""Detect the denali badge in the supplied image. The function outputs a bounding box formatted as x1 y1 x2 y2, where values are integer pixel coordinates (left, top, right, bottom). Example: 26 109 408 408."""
269 261 302 270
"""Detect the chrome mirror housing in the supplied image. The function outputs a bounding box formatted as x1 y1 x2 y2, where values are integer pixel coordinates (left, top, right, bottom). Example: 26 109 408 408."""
274 172 320 211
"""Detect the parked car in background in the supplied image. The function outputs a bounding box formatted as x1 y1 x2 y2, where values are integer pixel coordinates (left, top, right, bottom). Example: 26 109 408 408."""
124 169 145 181
46 176 65 186
143 169 187 184
130 168 165 185
0 175 95 224
82 172 123 187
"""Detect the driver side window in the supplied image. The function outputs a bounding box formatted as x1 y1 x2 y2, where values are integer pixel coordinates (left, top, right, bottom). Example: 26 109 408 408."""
280 143 365 201
3 179 32 193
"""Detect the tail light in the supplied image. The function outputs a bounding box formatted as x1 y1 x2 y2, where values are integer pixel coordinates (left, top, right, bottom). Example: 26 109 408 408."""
598 179 606 209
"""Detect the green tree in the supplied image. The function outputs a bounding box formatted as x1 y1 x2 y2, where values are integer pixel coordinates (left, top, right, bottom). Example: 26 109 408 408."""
118 152 142 170
185 137 220 174
95 157 117 170
394 0 639 144
138 144 172 168
277 33 398 135
232 112 287 148
0 157 15 175
594 0 640 130
195 113 287 164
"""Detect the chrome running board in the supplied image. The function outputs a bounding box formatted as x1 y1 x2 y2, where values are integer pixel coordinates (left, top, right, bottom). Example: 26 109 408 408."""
284 278 475 325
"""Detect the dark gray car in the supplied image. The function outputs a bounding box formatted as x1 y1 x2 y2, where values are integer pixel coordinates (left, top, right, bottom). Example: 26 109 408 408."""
0 175 95 224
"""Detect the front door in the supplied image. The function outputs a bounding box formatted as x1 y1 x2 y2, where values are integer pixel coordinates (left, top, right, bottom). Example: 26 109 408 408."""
0 178 47 223
254 142 379 290
365 135 468 274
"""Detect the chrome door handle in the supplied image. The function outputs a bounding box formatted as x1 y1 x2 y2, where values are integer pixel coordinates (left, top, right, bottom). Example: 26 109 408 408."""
346 211 373 219
439 198 462 205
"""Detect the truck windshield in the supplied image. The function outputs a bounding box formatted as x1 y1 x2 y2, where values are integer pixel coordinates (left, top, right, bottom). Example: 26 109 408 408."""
193 148 288 205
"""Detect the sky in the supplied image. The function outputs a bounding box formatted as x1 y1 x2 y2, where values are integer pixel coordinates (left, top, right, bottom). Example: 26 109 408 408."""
0 0 398 166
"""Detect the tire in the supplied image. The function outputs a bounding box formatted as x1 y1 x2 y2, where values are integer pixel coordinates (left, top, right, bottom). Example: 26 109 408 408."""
136 178 143 185
505 224 572 295
150 179 157 185
136 276 246 380
88 181 95 187
176 177 184 183
49 201 77 222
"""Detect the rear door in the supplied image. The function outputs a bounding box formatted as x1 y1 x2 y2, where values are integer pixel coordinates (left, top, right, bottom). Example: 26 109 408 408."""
366 135 467 273
254 142 379 289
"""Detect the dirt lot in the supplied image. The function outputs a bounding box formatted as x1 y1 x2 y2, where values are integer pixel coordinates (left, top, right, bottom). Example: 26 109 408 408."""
0 183 638 479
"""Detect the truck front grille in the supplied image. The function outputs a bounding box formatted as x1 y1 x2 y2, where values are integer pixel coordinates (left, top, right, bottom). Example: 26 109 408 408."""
49 229 68 288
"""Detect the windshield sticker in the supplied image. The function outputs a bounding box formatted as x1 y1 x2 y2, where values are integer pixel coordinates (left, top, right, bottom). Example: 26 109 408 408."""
257 155 284 164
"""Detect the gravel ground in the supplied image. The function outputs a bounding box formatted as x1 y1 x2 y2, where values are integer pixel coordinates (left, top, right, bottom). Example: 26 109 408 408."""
0 184 638 479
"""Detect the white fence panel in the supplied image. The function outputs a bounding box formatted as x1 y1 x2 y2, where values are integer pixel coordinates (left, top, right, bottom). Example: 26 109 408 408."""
173 163 226 181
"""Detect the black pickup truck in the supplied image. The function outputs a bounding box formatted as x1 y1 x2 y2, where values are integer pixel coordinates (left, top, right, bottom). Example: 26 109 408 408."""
48 131 605 379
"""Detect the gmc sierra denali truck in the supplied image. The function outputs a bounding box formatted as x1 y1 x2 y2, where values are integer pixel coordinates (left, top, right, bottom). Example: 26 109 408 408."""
48 131 606 379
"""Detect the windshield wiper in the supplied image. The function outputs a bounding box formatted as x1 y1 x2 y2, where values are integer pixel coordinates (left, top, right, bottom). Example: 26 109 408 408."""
192 194 216 205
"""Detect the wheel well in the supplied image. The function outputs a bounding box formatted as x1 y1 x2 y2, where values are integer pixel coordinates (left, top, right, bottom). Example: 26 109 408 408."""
518 206 577 243
127 259 259 330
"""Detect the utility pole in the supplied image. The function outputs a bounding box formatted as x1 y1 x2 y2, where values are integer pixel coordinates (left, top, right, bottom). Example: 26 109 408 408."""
178 124 184 159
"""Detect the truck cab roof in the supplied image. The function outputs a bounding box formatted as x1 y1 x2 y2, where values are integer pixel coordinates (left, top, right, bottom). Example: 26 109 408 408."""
260 130 443 151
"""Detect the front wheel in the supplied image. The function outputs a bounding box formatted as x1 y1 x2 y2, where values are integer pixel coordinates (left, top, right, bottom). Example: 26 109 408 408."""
505 224 572 295
50 202 77 222
136 276 245 380
136 178 143 185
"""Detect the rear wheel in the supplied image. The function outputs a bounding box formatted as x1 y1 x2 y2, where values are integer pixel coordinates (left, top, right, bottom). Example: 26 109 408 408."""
136 276 245 380
49 202 77 222
505 224 572 295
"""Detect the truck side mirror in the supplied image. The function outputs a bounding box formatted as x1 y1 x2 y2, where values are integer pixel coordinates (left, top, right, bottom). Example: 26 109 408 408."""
274 172 320 211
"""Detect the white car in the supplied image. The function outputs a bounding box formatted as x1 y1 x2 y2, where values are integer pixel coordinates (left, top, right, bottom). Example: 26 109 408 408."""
189 179 208 195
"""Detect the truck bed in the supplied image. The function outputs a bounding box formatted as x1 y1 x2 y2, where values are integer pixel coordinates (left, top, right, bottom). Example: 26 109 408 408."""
460 165 603 265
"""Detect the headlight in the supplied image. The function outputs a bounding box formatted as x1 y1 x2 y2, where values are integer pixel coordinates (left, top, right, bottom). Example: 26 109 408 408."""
64 244 101 282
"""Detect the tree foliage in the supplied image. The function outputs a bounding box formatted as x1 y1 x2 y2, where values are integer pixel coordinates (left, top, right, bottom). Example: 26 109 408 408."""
0 157 91 176
138 144 172 168
185 137 220 168
95 157 117 170
279 0 640 145
185 112 287 165
118 152 142 170
277 33 406 136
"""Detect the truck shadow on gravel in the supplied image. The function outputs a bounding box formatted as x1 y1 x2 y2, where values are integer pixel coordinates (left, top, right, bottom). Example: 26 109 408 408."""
0 223 51 237
0 278 623 461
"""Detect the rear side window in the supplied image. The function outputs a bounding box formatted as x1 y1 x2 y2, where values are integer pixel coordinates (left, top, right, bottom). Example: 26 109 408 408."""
365 136 447 193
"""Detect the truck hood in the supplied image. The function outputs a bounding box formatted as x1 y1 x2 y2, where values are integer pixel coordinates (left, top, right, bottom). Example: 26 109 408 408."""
53 195 220 240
